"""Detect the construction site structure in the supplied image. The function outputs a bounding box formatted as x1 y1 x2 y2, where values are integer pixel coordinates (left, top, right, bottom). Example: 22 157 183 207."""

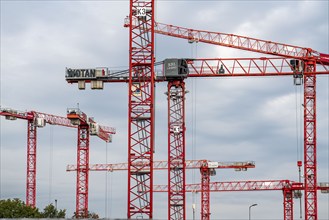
153 180 329 220
66 160 255 171
66 108 116 218
150 22 329 220
66 54 329 219
0 107 115 217
67 159 255 219
0 108 76 207
65 1 329 219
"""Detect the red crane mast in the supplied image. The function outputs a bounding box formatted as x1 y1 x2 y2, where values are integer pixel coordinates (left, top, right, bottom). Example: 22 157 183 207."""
67 108 115 218
126 1 156 218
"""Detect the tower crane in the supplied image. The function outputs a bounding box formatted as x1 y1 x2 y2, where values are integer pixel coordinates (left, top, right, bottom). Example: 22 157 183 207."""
0 107 115 216
150 21 329 220
67 159 255 219
66 54 329 219
153 180 329 220
65 1 329 219
66 108 116 218
0 107 76 207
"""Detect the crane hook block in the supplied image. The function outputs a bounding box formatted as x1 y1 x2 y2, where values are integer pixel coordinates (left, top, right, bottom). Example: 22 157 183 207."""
164 59 189 79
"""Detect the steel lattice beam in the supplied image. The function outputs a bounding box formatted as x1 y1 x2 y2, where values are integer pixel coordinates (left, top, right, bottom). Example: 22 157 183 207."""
128 0 155 218
76 125 90 217
283 189 294 220
304 62 317 220
200 168 211 220
167 80 186 220
26 120 37 207
153 22 329 65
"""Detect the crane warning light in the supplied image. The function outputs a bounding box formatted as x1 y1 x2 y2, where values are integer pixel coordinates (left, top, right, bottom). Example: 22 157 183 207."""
297 160 302 167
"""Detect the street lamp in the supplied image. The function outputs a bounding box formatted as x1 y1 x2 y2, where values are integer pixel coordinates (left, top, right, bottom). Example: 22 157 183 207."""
249 203 258 220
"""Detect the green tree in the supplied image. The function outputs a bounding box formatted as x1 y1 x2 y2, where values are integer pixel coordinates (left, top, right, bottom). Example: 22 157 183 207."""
41 203 66 218
72 210 99 219
0 198 41 218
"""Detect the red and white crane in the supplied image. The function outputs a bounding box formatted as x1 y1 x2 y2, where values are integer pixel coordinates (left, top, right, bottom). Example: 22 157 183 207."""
0 107 76 207
66 159 255 172
66 108 116 218
0 107 115 217
67 159 255 219
66 54 329 220
153 180 329 220
65 1 329 219
151 21 329 220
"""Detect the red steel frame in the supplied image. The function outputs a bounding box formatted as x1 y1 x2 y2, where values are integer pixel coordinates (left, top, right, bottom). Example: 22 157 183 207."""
200 167 211 220
153 180 328 220
64 14 329 219
167 80 186 220
67 109 114 217
153 23 328 220
128 0 155 218
0 110 77 207
154 180 296 220
67 160 254 220
26 120 37 206
153 22 329 65
283 189 293 220
75 125 90 217
1 108 114 213
304 62 317 220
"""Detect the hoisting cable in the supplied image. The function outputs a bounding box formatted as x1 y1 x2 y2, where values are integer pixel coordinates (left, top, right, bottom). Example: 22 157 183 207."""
48 126 54 205
0 111 2 199
0 40 2 198
295 84 304 162
327 56 329 220
295 86 299 163
109 162 113 220
190 40 198 220
105 141 108 219
327 34 329 220
295 84 303 219
0 113 2 199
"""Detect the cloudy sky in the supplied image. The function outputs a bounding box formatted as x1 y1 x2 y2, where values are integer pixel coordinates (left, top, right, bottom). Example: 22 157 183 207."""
0 0 328 219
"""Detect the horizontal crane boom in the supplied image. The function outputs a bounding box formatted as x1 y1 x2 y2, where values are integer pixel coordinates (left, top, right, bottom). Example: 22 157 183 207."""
66 160 255 172
153 180 329 192
124 18 329 65
65 57 329 85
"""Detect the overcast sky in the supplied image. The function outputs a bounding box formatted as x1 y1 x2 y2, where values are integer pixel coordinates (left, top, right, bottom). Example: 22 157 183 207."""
0 0 328 219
